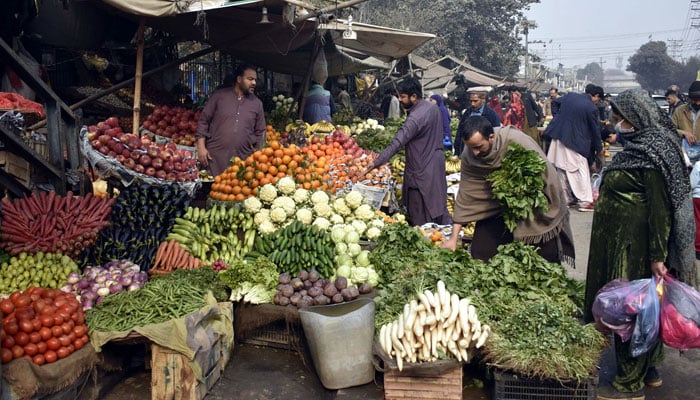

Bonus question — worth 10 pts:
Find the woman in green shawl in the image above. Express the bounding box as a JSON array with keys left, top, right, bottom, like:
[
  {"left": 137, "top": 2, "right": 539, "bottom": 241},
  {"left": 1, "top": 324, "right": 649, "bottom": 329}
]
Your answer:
[{"left": 585, "top": 89, "right": 696, "bottom": 400}]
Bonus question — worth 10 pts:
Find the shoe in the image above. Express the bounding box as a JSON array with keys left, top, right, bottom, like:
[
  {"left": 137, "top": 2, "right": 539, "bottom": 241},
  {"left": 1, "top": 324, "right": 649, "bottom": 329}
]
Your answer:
[
  {"left": 596, "top": 384, "right": 645, "bottom": 400},
  {"left": 567, "top": 201, "right": 578, "bottom": 208},
  {"left": 578, "top": 203, "right": 595, "bottom": 212},
  {"left": 644, "top": 367, "right": 662, "bottom": 388}
]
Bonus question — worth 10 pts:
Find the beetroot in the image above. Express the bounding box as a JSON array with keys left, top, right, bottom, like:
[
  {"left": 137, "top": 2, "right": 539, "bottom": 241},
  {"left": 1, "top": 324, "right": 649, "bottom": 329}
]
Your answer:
[
  {"left": 323, "top": 283, "right": 338, "bottom": 298},
  {"left": 334, "top": 277, "right": 348, "bottom": 290}
]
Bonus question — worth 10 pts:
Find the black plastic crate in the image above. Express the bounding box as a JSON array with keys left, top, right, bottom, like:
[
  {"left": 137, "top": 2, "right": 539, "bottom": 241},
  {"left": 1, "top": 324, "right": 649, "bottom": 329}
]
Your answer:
[{"left": 494, "top": 370, "right": 597, "bottom": 400}]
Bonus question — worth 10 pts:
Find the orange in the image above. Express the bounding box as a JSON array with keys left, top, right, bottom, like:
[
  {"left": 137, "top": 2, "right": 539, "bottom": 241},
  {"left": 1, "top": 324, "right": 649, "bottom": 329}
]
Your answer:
[
  {"left": 268, "top": 165, "right": 278, "bottom": 176},
  {"left": 235, "top": 193, "right": 245, "bottom": 202},
  {"left": 263, "top": 147, "right": 274, "bottom": 157},
  {"left": 241, "top": 186, "right": 252, "bottom": 196}
]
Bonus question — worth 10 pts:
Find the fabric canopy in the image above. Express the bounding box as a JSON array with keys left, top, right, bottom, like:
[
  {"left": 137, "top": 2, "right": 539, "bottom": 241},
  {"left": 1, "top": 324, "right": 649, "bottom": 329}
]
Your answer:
[{"left": 93, "top": 0, "right": 435, "bottom": 76}]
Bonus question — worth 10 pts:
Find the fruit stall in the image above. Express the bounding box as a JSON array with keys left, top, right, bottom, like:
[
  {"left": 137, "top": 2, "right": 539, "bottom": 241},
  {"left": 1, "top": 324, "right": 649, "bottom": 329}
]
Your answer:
[{"left": 0, "top": 94, "right": 613, "bottom": 400}]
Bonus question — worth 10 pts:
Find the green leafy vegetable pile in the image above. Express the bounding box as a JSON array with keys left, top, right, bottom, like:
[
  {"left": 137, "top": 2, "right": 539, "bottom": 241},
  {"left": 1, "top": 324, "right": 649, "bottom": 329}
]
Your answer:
[
  {"left": 218, "top": 256, "right": 279, "bottom": 304},
  {"left": 487, "top": 143, "right": 549, "bottom": 232}
]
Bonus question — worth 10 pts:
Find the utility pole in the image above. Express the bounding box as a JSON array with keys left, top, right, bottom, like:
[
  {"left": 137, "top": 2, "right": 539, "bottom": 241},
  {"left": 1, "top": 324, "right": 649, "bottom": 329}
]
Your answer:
[
  {"left": 521, "top": 19, "right": 537, "bottom": 81},
  {"left": 667, "top": 39, "right": 682, "bottom": 61}
]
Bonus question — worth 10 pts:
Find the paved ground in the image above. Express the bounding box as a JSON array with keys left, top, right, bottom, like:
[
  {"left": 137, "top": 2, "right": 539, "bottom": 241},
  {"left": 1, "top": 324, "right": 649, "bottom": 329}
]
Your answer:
[{"left": 97, "top": 209, "right": 699, "bottom": 400}]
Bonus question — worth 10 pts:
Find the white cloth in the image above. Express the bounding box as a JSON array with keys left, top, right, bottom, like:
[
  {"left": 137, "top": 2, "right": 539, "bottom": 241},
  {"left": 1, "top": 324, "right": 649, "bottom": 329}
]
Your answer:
[{"left": 547, "top": 139, "right": 593, "bottom": 204}]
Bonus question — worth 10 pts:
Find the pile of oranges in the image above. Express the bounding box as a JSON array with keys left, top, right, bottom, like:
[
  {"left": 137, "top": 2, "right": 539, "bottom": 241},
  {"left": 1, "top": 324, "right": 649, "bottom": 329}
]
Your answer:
[{"left": 209, "top": 126, "right": 337, "bottom": 202}]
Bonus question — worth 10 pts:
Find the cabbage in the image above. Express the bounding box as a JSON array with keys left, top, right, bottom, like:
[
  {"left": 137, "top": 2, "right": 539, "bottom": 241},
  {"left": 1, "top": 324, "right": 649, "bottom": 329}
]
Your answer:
[
  {"left": 347, "top": 243, "right": 362, "bottom": 257},
  {"left": 367, "top": 269, "right": 379, "bottom": 287},
  {"left": 351, "top": 267, "right": 369, "bottom": 283},
  {"left": 356, "top": 250, "right": 370, "bottom": 266},
  {"left": 336, "top": 264, "right": 352, "bottom": 279},
  {"left": 335, "top": 254, "right": 354, "bottom": 267},
  {"left": 331, "top": 225, "right": 347, "bottom": 243},
  {"left": 335, "top": 242, "right": 348, "bottom": 255},
  {"left": 344, "top": 230, "right": 360, "bottom": 244}
]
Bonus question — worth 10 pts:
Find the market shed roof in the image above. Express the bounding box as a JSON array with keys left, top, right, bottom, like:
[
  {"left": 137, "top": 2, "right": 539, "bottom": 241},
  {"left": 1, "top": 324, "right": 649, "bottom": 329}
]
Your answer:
[
  {"left": 94, "top": 0, "right": 435, "bottom": 75},
  {"left": 408, "top": 54, "right": 504, "bottom": 94}
]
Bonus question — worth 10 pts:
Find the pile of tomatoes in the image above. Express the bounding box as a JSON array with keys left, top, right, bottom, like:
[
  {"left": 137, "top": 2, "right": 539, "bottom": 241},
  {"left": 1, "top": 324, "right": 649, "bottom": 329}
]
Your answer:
[{"left": 1, "top": 287, "right": 89, "bottom": 365}]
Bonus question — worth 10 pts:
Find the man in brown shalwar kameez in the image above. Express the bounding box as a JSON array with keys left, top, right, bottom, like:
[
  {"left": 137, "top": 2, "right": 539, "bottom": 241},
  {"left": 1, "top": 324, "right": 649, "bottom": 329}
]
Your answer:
[
  {"left": 441, "top": 116, "right": 575, "bottom": 264},
  {"left": 364, "top": 78, "right": 451, "bottom": 226},
  {"left": 196, "top": 63, "right": 266, "bottom": 177}
]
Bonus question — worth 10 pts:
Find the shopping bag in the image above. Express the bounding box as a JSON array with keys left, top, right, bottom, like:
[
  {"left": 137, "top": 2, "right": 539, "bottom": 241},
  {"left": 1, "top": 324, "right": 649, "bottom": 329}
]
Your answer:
[
  {"left": 592, "top": 278, "right": 644, "bottom": 342},
  {"left": 660, "top": 274, "right": 700, "bottom": 350},
  {"left": 591, "top": 173, "right": 602, "bottom": 204},
  {"left": 629, "top": 277, "right": 661, "bottom": 357}
]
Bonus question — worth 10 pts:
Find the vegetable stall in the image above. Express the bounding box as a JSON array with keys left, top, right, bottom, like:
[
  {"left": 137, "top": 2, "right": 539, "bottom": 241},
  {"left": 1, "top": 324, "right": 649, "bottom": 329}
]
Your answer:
[{"left": 0, "top": 107, "right": 606, "bottom": 399}]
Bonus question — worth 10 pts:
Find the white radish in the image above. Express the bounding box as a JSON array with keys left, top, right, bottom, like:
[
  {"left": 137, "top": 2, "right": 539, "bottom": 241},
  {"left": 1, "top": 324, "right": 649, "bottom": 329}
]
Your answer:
[
  {"left": 459, "top": 298, "right": 471, "bottom": 334},
  {"left": 425, "top": 289, "right": 441, "bottom": 320},
  {"left": 397, "top": 313, "right": 404, "bottom": 339},
  {"left": 444, "top": 293, "right": 461, "bottom": 328},
  {"left": 476, "top": 325, "right": 491, "bottom": 348},
  {"left": 447, "top": 340, "right": 461, "bottom": 362},
  {"left": 452, "top": 318, "right": 462, "bottom": 341},
  {"left": 379, "top": 324, "right": 388, "bottom": 353},
  {"left": 418, "top": 292, "right": 432, "bottom": 314}
]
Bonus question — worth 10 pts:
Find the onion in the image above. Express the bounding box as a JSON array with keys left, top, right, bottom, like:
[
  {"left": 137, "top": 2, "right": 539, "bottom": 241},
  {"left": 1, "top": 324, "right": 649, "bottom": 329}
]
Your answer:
[
  {"left": 66, "top": 272, "right": 81, "bottom": 284},
  {"left": 82, "top": 299, "right": 94, "bottom": 310}
]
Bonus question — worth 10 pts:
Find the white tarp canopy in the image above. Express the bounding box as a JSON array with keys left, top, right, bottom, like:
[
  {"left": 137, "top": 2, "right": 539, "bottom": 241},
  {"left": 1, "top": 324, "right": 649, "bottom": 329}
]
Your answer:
[{"left": 92, "top": 0, "right": 435, "bottom": 76}]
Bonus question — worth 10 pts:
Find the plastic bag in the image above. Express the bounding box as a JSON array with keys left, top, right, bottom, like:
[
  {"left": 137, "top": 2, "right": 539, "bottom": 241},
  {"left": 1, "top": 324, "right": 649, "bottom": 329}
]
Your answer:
[
  {"left": 591, "top": 173, "right": 602, "bottom": 203},
  {"left": 660, "top": 274, "right": 700, "bottom": 350},
  {"left": 629, "top": 277, "right": 661, "bottom": 357},
  {"left": 592, "top": 278, "right": 640, "bottom": 342}
]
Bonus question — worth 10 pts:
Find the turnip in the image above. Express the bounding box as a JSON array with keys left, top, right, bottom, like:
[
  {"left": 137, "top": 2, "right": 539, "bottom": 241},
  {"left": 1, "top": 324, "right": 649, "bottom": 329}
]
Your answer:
[
  {"left": 308, "top": 287, "right": 323, "bottom": 298},
  {"left": 303, "top": 280, "right": 313, "bottom": 290},
  {"left": 358, "top": 282, "right": 372, "bottom": 294},
  {"left": 340, "top": 288, "right": 353, "bottom": 301},
  {"left": 308, "top": 269, "right": 320, "bottom": 282},
  {"left": 297, "top": 269, "right": 309, "bottom": 281},
  {"left": 298, "top": 295, "right": 314, "bottom": 308},
  {"left": 279, "top": 273, "right": 291, "bottom": 284},
  {"left": 315, "top": 294, "right": 330, "bottom": 305},
  {"left": 323, "top": 283, "right": 338, "bottom": 298},
  {"left": 332, "top": 293, "right": 344, "bottom": 303},
  {"left": 348, "top": 286, "right": 360, "bottom": 299},
  {"left": 299, "top": 289, "right": 308, "bottom": 297},
  {"left": 290, "top": 292, "right": 302, "bottom": 305},
  {"left": 278, "top": 296, "right": 291, "bottom": 306},
  {"left": 291, "top": 278, "right": 304, "bottom": 290},
  {"left": 279, "top": 284, "right": 294, "bottom": 298},
  {"left": 334, "top": 277, "right": 348, "bottom": 290}
]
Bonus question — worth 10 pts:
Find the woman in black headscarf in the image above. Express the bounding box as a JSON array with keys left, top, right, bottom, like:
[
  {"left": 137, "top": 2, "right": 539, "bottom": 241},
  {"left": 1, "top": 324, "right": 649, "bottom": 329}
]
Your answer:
[{"left": 584, "top": 89, "right": 695, "bottom": 400}]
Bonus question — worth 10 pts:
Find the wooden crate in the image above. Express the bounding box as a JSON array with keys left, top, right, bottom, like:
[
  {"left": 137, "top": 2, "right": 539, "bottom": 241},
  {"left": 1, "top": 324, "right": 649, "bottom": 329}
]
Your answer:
[
  {"left": 0, "top": 151, "right": 30, "bottom": 185},
  {"left": 383, "top": 364, "right": 463, "bottom": 400},
  {"left": 150, "top": 340, "right": 222, "bottom": 400}
]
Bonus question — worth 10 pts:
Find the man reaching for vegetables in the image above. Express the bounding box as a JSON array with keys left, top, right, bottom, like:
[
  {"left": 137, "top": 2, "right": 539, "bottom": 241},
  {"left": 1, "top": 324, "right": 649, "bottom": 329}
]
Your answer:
[{"left": 441, "top": 115, "right": 575, "bottom": 264}]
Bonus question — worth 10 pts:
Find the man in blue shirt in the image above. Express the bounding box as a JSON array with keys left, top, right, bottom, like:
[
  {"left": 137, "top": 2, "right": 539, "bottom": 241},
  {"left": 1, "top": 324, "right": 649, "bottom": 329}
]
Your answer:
[{"left": 454, "top": 90, "right": 501, "bottom": 156}]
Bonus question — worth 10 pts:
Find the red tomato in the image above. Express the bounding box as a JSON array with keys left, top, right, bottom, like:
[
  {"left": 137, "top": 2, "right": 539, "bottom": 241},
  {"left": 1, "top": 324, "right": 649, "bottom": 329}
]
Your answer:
[
  {"left": 39, "top": 327, "right": 52, "bottom": 341},
  {"left": 23, "top": 343, "right": 38, "bottom": 356},
  {"left": 15, "top": 307, "right": 35, "bottom": 321},
  {"left": 0, "top": 299, "right": 15, "bottom": 315},
  {"left": 58, "top": 335, "right": 71, "bottom": 347},
  {"left": 2, "top": 336, "right": 15, "bottom": 349},
  {"left": 46, "top": 337, "right": 60, "bottom": 351},
  {"left": 67, "top": 332, "right": 76, "bottom": 343},
  {"left": 32, "top": 354, "right": 45, "bottom": 366},
  {"left": 51, "top": 325, "right": 63, "bottom": 338},
  {"left": 31, "top": 318, "right": 41, "bottom": 331},
  {"left": 9, "top": 292, "right": 21, "bottom": 303},
  {"left": 11, "top": 345, "right": 23, "bottom": 359},
  {"left": 66, "top": 344, "right": 74, "bottom": 354},
  {"left": 56, "top": 347, "right": 69, "bottom": 359},
  {"left": 19, "top": 319, "right": 34, "bottom": 334},
  {"left": 12, "top": 295, "right": 31, "bottom": 308},
  {"left": 61, "top": 322, "right": 72, "bottom": 335},
  {"left": 81, "top": 335, "right": 89, "bottom": 345},
  {"left": 53, "top": 298, "right": 67, "bottom": 309},
  {"left": 29, "top": 331, "right": 41, "bottom": 344},
  {"left": 40, "top": 305, "right": 56, "bottom": 316},
  {"left": 4, "top": 321, "right": 19, "bottom": 336},
  {"left": 73, "top": 339, "right": 84, "bottom": 351},
  {"left": 32, "top": 299, "right": 46, "bottom": 314},
  {"left": 44, "top": 350, "right": 57, "bottom": 363},
  {"left": 14, "top": 332, "right": 29, "bottom": 346},
  {"left": 1, "top": 347, "right": 12, "bottom": 363},
  {"left": 44, "top": 289, "right": 59, "bottom": 300},
  {"left": 73, "top": 325, "right": 87, "bottom": 338},
  {"left": 53, "top": 314, "right": 64, "bottom": 326},
  {"left": 40, "top": 315, "right": 54, "bottom": 327},
  {"left": 36, "top": 341, "right": 47, "bottom": 354}
]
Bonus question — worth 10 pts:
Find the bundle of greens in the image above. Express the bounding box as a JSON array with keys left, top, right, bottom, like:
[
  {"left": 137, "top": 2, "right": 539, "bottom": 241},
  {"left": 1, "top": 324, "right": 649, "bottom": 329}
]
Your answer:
[
  {"left": 217, "top": 256, "right": 278, "bottom": 304},
  {"left": 487, "top": 143, "right": 548, "bottom": 232}
]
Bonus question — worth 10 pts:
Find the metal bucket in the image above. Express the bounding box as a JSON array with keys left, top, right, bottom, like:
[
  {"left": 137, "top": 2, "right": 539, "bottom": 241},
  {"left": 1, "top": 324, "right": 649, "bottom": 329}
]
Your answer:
[{"left": 299, "top": 298, "right": 375, "bottom": 389}]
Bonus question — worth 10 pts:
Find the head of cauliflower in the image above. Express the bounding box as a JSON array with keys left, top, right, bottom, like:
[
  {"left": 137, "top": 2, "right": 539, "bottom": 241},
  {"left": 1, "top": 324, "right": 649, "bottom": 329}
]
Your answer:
[
  {"left": 276, "top": 176, "right": 296, "bottom": 195},
  {"left": 259, "top": 184, "right": 278, "bottom": 203}
]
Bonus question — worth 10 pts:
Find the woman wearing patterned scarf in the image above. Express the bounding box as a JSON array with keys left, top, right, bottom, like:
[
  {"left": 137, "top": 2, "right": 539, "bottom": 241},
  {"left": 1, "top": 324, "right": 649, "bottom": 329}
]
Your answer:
[{"left": 584, "top": 89, "right": 695, "bottom": 400}]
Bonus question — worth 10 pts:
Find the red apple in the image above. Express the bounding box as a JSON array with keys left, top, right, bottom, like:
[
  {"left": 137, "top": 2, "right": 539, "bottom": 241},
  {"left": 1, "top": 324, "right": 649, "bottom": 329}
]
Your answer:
[
  {"left": 116, "top": 155, "right": 126, "bottom": 163},
  {"left": 139, "top": 154, "right": 152, "bottom": 166},
  {"left": 145, "top": 167, "right": 156, "bottom": 177},
  {"left": 134, "top": 164, "right": 145, "bottom": 174},
  {"left": 99, "top": 147, "right": 109, "bottom": 155},
  {"left": 123, "top": 158, "right": 136, "bottom": 169},
  {"left": 165, "top": 172, "right": 176, "bottom": 181},
  {"left": 147, "top": 146, "right": 160, "bottom": 158},
  {"left": 122, "top": 149, "right": 131, "bottom": 159},
  {"left": 113, "top": 143, "right": 125, "bottom": 154},
  {"left": 130, "top": 151, "right": 142, "bottom": 161},
  {"left": 155, "top": 170, "right": 167, "bottom": 180},
  {"left": 98, "top": 135, "right": 111, "bottom": 145},
  {"left": 162, "top": 161, "right": 174, "bottom": 173},
  {"left": 106, "top": 117, "right": 119, "bottom": 127},
  {"left": 151, "top": 157, "right": 164, "bottom": 170},
  {"left": 107, "top": 150, "right": 117, "bottom": 158},
  {"left": 91, "top": 140, "right": 102, "bottom": 149},
  {"left": 173, "top": 162, "right": 184, "bottom": 172}
]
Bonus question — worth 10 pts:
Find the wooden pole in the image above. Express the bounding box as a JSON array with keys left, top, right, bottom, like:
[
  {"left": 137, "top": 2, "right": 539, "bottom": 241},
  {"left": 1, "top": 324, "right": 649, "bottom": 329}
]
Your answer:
[{"left": 133, "top": 18, "right": 146, "bottom": 135}]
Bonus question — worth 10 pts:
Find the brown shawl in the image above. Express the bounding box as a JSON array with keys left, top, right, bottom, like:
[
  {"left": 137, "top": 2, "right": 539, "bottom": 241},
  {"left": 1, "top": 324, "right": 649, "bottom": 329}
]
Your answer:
[{"left": 454, "top": 126, "right": 575, "bottom": 261}]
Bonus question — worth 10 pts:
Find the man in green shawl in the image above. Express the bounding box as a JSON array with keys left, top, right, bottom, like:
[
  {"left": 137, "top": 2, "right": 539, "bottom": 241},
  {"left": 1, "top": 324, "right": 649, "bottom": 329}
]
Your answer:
[{"left": 441, "top": 116, "right": 575, "bottom": 264}]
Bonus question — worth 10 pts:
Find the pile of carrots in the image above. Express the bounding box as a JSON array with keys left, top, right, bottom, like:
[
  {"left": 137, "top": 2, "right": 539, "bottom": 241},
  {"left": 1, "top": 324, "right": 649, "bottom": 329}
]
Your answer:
[{"left": 149, "top": 240, "right": 204, "bottom": 274}]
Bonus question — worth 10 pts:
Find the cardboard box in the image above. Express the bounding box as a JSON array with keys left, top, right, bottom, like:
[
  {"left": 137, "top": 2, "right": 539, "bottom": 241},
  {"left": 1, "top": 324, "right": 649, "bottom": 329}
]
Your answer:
[{"left": 383, "top": 363, "right": 463, "bottom": 400}]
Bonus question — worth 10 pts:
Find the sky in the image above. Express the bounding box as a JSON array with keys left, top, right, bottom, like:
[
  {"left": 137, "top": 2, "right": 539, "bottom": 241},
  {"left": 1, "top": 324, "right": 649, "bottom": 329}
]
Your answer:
[{"left": 524, "top": 0, "right": 698, "bottom": 71}]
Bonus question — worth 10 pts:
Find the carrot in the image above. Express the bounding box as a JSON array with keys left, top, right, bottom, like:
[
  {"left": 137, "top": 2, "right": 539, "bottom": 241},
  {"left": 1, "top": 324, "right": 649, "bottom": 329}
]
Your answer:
[
  {"left": 164, "top": 240, "right": 179, "bottom": 271},
  {"left": 153, "top": 241, "right": 168, "bottom": 270},
  {"left": 45, "top": 191, "right": 56, "bottom": 214}
]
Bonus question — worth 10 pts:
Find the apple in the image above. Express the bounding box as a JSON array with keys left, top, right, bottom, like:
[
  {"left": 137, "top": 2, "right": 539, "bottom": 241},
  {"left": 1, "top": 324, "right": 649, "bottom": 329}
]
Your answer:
[
  {"left": 134, "top": 164, "right": 145, "bottom": 174},
  {"left": 165, "top": 172, "right": 177, "bottom": 181},
  {"left": 116, "top": 155, "right": 126, "bottom": 163},
  {"left": 151, "top": 157, "right": 164, "bottom": 169},
  {"left": 106, "top": 117, "right": 119, "bottom": 127},
  {"left": 147, "top": 146, "right": 160, "bottom": 158},
  {"left": 130, "top": 151, "right": 142, "bottom": 161},
  {"left": 173, "top": 162, "right": 184, "bottom": 172},
  {"left": 88, "top": 125, "right": 98, "bottom": 132},
  {"left": 162, "top": 161, "right": 174, "bottom": 173},
  {"left": 139, "top": 154, "right": 152, "bottom": 167},
  {"left": 145, "top": 167, "right": 156, "bottom": 177},
  {"left": 96, "top": 121, "right": 107, "bottom": 130},
  {"left": 98, "top": 135, "right": 111, "bottom": 145},
  {"left": 114, "top": 143, "right": 125, "bottom": 154},
  {"left": 123, "top": 158, "right": 136, "bottom": 169},
  {"left": 155, "top": 170, "right": 167, "bottom": 180},
  {"left": 107, "top": 150, "right": 117, "bottom": 158},
  {"left": 99, "top": 147, "right": 109, "bottom": 155},
  {"left": 121, "top": 149, "right": 131, "bottom": 159},
  {"left": 159, "top": 150, "right": 172, "bottom": 161},
  {"left": 91, "top": 140, "right": 102, "bottom": 149}
]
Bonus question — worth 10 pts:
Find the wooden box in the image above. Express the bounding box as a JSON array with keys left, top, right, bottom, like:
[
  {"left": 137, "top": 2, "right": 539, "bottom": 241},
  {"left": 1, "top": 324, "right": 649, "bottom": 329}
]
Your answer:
[
  {"left": 150, "top": 340, "right": 222, "bottom": 400},
  {"left": 0, "top": 151, "right": 30, "bottom": 185},
  {"left": 383, "top": 364, "right": 463, "bottom": 400}
]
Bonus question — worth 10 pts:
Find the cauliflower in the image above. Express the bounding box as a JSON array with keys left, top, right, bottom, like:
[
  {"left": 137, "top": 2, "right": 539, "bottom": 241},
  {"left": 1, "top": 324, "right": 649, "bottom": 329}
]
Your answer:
[
  {"left": 292, "top": 188, "right": 310, "bottom": 205},
  {"left": 276, "top": 176, "right": 296, "bottom": 195},
  {"left": 243, "top": 197, "right": 263, "bottom": 213},
  {"left": 395, "top": 213, "right": 407, "bottom": 223},
  {"left": 344, "top": 191, "right": 364, "bottom": 209},
  {"left": 253, "top": 209, "right": 271, "bottom": 226},
  {"left": 332, "top": 198, "right": 352, "bottom": 216},
  {"left": 270, "top": 207, "right": 287, "bottom": 223},
  {"left": 272, "top": 196, "right": 296, "bottom": 216},
  {"left": 313, "top": 202, "right": 333, "bottom": 218},
  {"left": 312, "top": 217, "right": 331, "bottom": 231},
  {"left": 330, "top": 214, "right": 345, "bottom": 225},
  {"left": 259, "top": 184, "right": 278, "bottom": 203},
  {"left": 258, "top": 220, "right": 277, "bottom": 235},
  {"left": 369, "top": 219, "right": 385, "bottom": 229},
  {"left": 351, "top": 220, "right": 367, "bottom": 236},
  {"left": 295, "top": 208, "right": 313, "bottom": 224},
  {"left": 310, "top": 190, "right": 330, "bottom": 205},
  {"left": 354, "top": 204, "right": 375, "bottom": 221},
  {"left": 365, "top": 226, "right": 381, "bottom": 240}
]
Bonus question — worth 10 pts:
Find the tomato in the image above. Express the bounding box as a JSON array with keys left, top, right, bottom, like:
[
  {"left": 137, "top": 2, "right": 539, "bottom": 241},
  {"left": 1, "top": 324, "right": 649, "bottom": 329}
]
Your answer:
[
  {"left": 72, "top": 325, "right": 86, "bottom": 338},
  {"left": 12, "top": 294, "right": 31, "bottom": 308},
  {"left": 73, "top": 338, "right": 84, "bottom": 350},
  {"left": 9, "top": 292, "right": 21, "bottom": 303},
  {"left": 39, "top": 327, "right": 53, "bottom": 341},
  {"left": 58, "top": 335, "right": 71, "bottom": 347},
  {"left": 40, "top": 305, "right": 56, "bottom": 316},
  {"left": 1, "top": 348, "right": 12, "bottom": 363},
  {"left": 44, "top": 289, "right": 59, "bottom": 299},
  {"left": 51, "top": 325, "right": 63, "bottom": 338},
  {"left": 53, "top": 314, "right": 64, "bottom": 326},
  {"left": 0, "top": 299, "right": 15, "bottom": 315},
  {"left": 19, "top": 319, "right": 34, "bottom": 334},
  {"left": 4, "top": 321, "right": 19, "bottom": 336},
  {"left": 66, "top": 344, "right": 74, "bottom": 354},
  {"left": 46, "top": 337, "right": 60, "bottom": 351},
  {"left": 56, "top": 346, "right": 69, "bottom": 359},
  {"left": 23, "top": 343, "right": 38, "bottom": 356},
  {"left": 81, "top": 335, "right": 89, "bottom": 345},
  {"left": 44, "top": 350, "right": 57, "bottom": 363},
  {"left": 31, "top": 318, "right": 42, "bottom": 331},
  {"left": 67, "top": 332, "right": 76, "bottom": 343},
  {"left": 14, "top": 332, "right": 29, "bottom": 346},
  {"left": 75, "top": 312, "right": 85, "bottom": 325},
  {"left": 61, "top": 322, "right": 72, "bottom": 335},
  {"left": 11, "top": 345, "right": 24, "bottom": 359},
  {"left": 53, "top": 298, "right": 67, "bottom": 309},
  {"left": 36, "top": 341, "right": 47, "bottom": 354},
  {"left": 29, "top": 331, "right": 41, "bottom": 344},
  {"left": 2, "top": 336, "right": 15, "bottom": 349},
  {"left": 40, "top": 314, "right": 54, "bottom": 327},
  {"left": 1, "top": 330, "right": 5, "bottom": 340},
  {"left": 15, "top": 306, "right": 35, "bottom": 321},
  {"left": 32, "top": 354, "right": 45, "bottom": 366}
]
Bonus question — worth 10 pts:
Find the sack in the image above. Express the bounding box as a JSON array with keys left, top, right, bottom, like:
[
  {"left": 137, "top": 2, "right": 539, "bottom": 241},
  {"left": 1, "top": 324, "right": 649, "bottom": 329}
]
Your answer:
[{"left": 660, "top": 274, "right": 700, "bottom": 350}]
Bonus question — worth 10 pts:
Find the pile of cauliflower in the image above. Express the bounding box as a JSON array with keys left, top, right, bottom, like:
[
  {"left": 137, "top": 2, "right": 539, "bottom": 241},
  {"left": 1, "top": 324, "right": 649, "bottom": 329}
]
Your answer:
[
  {"left": 350, "top": 118, "right": 385, "bottom": 135},
  {"left": 242, "top": 176, "right": 387, "bottom": 286}
]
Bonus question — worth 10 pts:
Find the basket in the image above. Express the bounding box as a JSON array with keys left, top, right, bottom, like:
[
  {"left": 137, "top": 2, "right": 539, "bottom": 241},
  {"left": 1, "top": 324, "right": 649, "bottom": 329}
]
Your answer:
[
  {"left": 493, "top": 370, "right": 598, "bottom": 400},
  {"left": 352, "top": 183, "right": 388, "bottom": 209}
]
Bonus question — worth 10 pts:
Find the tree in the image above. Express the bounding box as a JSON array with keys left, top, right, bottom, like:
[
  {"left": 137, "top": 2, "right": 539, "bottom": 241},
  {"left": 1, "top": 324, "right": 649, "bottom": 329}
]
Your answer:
[
  {"left": 671, "top": 56, "right": 700, "bottom": 93},
  {"left": 627, "top": 41, "right": 679, "bottom": 92},
  {"left": 576, "top": 62, "right": 604, "bottom": 85},
  {"left": 355, "top": 0, "right": 539, "bottom": 78}
]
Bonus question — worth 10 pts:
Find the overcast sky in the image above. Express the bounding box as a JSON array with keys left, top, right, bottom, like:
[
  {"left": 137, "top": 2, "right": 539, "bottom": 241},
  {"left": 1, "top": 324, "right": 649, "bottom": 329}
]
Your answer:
[{"left": 524, "top": 0, "right": 698, "bottom": 71}]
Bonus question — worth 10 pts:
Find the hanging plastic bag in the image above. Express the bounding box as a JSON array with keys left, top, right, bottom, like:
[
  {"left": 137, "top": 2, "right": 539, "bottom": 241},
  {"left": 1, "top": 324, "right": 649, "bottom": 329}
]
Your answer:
[
  {"left": 592, "top": 278, "right": 642, "bottom": 342},
  {"left": 660, "top": 274, "right": 700, "bottom": 350},
  {"left": 591, "top": 173, "right": 602, "bottom": 204},
  {"left": 629, "top": 277, "right": 661, "bottom": 357}
]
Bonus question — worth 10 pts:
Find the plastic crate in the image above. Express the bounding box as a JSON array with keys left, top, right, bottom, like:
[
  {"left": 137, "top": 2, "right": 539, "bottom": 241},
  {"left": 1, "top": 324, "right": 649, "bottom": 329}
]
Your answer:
[
  {"left": 352, "top": 183, "right": 388, "bottom": 209},
  {"left": 237, "top": 319, "right": 303, "bottom": 350},
  {"left": 494, "top": 370, "right": 598, "bottom": 400}
]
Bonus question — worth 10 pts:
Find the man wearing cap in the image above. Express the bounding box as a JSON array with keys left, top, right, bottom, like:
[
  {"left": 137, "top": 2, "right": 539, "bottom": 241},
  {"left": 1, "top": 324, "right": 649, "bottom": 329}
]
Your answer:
[
  {"left": 671, "top": 81, "right": 700, "bottom": 145},
  {"left": 454, "top": 89, "right": 502, "bottom": 156}
]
